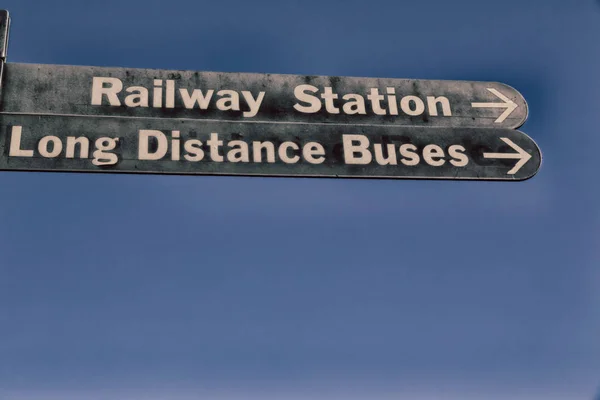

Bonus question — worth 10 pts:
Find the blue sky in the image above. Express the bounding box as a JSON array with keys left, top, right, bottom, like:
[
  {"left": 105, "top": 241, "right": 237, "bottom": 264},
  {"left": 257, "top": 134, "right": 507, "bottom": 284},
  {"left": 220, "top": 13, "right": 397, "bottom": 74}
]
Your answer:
[{"left": 0, "top": 1, "right": 598, "bottom": 399}]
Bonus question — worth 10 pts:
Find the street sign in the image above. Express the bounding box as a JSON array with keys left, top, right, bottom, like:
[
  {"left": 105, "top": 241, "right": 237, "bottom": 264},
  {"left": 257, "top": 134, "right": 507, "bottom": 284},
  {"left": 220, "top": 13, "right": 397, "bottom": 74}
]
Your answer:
[
  {"left": 0, "top": 114, "right": 541, "bottom": 181},
  {"left": 0, "top": 9, "right": 541, "bottom": 182},
  {"left": 1, "top": 62, "right": 528, "bottom": 129}
]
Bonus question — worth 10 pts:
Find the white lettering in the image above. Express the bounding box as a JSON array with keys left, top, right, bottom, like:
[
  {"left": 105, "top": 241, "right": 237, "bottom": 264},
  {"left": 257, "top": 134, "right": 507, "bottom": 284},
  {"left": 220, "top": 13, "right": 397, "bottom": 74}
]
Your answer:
[
  {"left": 153, "top": 80, "right": 163, "bottom": 108},
  {"left": 449, "top": 145, "right": 469, "bottom": 167},
  {"left": 253, "top": 141, "right": 276, "bottom": 163},
  {"left": 207, "top": 133, "right": 224, "bottom": 162},
  {"left": 179, "top": 88, "right": 214, "bottom": 109},
  {"left": 38, "top": 136, "right": 62, "bottom": 158},
  {"left": 367, "top": 89, "right": 386, "bottom": 116},
  {"left": 374, "top": 143, "right": 397, "bottom": 165},
  {"left": 400, "top": 144, "right": 420, "bottom": 166},
  {"left": 293, "top": 84, "right": 321, "bottom": 113},
  {"left": 171, "top": 130, "right": 180, "bottom": 161},
  {"left": 227, "top": 140, "right": 250, "bottom": 163},
  {"left": 9, "top": 126, "right": 34, "bottom": 157},
  {"left": 342, "top": 94, "right": 367, "bottom": 115},
  {"left": 279, "top": 142, "right": 300, "bottom": 164},
  {"left": 400, "top": 95, "right": 425, "bottom": 116},
  {"left": 423, "top": 144, "right": 445, "bottom": 166},
  {"left": 184, "top": 139, "right": 204, "bottom": 162},
  {"left": 303, "top": 142, "right": 326, "bottom": 164},
  {"left": 166, "top": 80, "right": 176, "bottom": 108},
  {"left": 321, "top": 87, "right": 339, "bottom": 114},
  {"left": 343, "top": 134, "right": 372, "bottom": 165},
  {"left": 92, "top": 137, "right": 119, "bottom": 166},
  {"left": 138, "top": 130, "right": 168, "bottom": 160},
  {"left": 91, "top": 77, "right": 123, "bottom": 106},
  {"left": 427, "top": 96, "right": 452, "bottom": 116},
  {"left": 216, "top": 90, "right": 240, "bottom": 112},
  {"left": 241, "top": 91, "right": 265, "bottom": 118},
  {"left": 124, "top": 86, "right": 149, "bottom": 107},
  {"left": 65, "top": 137, "right": 90, "bottom": 159}
]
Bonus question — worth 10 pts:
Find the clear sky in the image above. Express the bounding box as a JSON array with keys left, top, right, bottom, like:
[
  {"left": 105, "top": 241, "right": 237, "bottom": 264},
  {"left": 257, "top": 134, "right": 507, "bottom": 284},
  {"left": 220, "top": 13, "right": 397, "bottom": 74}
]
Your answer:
[{"left": 0, "top": 1, "right": 598, "bottom": 399}]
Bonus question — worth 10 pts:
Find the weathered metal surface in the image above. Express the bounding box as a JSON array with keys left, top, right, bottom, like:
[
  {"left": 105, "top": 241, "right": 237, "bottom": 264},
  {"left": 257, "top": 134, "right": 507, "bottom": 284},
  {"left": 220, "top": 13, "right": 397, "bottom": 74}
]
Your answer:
[
  {"left": 0, "top": 114, "right": 541, "bottom": 181},
  {"left": 0, "top": 11, "right": 9, "bottom": 60},
  {"left": 1, "top": 62, "right": 528, "bottom": 129}
]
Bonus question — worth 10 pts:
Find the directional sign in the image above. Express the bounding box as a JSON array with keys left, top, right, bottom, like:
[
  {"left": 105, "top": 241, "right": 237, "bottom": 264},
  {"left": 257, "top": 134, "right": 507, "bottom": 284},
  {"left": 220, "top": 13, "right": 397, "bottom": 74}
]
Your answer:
[
  {"left": 0, "top": 114, "right": 541, "bottom": 181},
  {"left": 0, "top": 10, "right": 540, "bottom": 182},
  {"left": 0, "top": 63, "right": 528, "bottom": 129}
]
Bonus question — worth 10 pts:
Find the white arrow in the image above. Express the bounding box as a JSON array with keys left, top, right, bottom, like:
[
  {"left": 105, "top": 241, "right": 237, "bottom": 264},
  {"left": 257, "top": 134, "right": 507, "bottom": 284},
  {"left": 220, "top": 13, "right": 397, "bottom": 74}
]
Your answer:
[
  {"left": 471, "top": 88, "right": 518, "bottom": 123},
  {"left": 483, "top": 137, "right": 532, "bottom": 175}
]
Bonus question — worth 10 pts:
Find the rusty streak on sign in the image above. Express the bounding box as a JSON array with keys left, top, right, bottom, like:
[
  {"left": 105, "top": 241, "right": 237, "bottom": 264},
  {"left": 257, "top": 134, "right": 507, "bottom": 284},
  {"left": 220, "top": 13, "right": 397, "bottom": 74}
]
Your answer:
[
  {"left": 0, "top": 62, "right": 528, "bottom": 129},
  {"left": 0, "top": 114, "right": 541, "bottom": 181}
]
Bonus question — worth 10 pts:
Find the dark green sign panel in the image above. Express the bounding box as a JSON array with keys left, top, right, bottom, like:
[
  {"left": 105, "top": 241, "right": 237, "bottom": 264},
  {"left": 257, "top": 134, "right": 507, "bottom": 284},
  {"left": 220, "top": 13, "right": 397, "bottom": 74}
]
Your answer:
[
  {"left": 0, "top": 114, "right": 541, "bottom": 181},
  {"left": 1, "top": 62, "right": 528, "bottom": 129}
]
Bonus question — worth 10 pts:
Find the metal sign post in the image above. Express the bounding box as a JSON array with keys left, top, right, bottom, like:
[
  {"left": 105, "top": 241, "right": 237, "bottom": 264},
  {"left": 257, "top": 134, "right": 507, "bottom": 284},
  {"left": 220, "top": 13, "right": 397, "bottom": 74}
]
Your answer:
[{"left": 0, "top": 10, "right": 10, "bottom": 91}]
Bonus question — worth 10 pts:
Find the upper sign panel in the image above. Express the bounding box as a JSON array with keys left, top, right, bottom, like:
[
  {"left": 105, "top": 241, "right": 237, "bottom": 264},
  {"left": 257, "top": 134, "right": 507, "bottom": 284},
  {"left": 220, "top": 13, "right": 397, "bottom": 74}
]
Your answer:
[{"left": 1, "top": 63, "right": 528, "bottom": 129}]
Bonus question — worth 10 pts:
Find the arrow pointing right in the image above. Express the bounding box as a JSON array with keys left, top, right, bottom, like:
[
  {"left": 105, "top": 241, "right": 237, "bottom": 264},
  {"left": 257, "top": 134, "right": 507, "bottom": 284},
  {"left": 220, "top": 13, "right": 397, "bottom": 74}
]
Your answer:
[
  {"left": 471, "top": 88, "right": 518, "bottom": 124},
  {"left": 483, "top": 137, "right": 532, "bottom": 175}
]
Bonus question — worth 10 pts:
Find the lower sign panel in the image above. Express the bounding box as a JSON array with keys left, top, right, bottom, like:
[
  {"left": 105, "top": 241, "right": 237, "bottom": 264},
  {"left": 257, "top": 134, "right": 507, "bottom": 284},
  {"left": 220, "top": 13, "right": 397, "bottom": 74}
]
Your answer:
[{"left": 0, "top": 114, "right": 541, "bottom": 181}]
